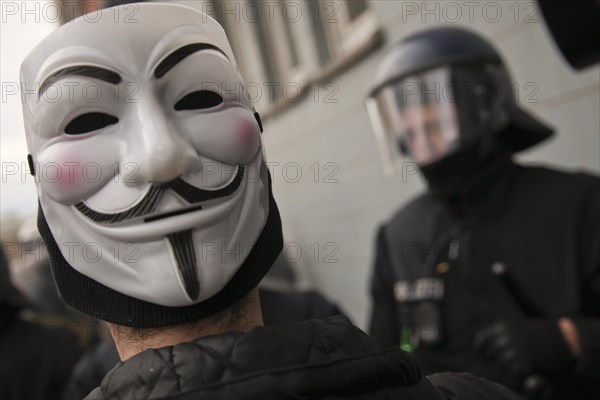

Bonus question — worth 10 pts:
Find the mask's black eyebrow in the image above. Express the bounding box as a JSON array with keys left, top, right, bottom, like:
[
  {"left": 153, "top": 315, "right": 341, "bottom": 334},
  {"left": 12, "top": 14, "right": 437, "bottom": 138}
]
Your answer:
[
  {"left": 39, "top": 66, "right": 121, "bottom": 98},
  {"left": 154, "top": 43, "right": 229, "bottom": 79}
]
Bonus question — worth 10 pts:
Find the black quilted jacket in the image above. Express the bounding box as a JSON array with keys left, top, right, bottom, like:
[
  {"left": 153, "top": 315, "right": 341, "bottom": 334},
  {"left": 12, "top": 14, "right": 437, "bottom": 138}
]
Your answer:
[{"left": 85, "top": 316, "right": 519, "bottom": 400}]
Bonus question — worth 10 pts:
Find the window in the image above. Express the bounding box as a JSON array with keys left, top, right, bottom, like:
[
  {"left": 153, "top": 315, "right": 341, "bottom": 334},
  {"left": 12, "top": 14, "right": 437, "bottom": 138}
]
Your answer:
[
  {"left": 347, "top": 0, "right": 368, "bottom": 21},
  {"left": 58, "top": 0, "right": 147, "bottom": 24},
  {"left": 249, "top": 0, "right": 302, "bottom": 102},
  {"left": 168, "top": 0, "right": 381, "bottom": 116},
  {"left": 309, "top": 0, "right": 381, "bottom": 73}
]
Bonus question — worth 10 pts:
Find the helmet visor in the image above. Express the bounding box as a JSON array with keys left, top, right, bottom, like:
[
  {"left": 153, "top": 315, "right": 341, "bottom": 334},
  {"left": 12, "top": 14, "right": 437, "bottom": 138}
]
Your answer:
[
  {"left": 367, "top": 65, "right": 508, "bottom": 171},
  {"left": 367, "top": 67, "right": 460, "bottom": 168}
]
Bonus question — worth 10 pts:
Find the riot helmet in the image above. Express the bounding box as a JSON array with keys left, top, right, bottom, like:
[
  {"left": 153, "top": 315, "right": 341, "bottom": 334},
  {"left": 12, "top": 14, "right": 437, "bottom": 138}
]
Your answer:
[{"left": 366, "top": 27, "right": 553, "bottom": 172}]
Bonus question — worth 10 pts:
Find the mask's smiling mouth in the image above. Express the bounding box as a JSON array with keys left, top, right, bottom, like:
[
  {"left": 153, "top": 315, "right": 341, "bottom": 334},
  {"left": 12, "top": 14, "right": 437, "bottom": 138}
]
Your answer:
[{"left": 75, "top": 166, "right": 245, "bottom": 225}]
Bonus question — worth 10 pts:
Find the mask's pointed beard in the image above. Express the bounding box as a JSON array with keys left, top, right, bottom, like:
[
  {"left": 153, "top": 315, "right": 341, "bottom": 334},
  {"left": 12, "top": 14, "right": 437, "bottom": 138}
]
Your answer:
[
  {"left": 75, "top": 185, "right": 166, "bottom": 223},
  {"left": 167, "top": 230, "right": 200, "bottom": 301}
]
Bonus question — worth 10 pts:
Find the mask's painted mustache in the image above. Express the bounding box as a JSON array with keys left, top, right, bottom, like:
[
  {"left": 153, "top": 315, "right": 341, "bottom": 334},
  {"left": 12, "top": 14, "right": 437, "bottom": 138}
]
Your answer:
[{"left": 75, "top": 166, "right": 245, "bottom": 224}]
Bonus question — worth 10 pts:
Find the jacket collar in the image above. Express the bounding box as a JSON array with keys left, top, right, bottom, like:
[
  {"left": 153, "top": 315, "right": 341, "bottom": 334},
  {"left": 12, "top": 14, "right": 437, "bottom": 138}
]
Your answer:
[{"left": 89, "top": 316, "right": 424, "bottom": 399}]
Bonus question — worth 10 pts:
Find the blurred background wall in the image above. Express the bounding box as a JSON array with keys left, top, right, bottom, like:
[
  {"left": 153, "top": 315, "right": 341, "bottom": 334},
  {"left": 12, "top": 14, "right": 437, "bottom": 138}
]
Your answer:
[{"left": 2, "top": 0, "right": 598, "bottom": 328}]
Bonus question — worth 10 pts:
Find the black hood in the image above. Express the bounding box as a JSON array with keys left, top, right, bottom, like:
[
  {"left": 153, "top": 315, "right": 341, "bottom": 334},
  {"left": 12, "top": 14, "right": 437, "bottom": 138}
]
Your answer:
[
  {"left": 498, "top": 106, "right": 554, "bottom": 153},
  {"left": 419, "top": 137, "right": 515, "bottom": 210}
]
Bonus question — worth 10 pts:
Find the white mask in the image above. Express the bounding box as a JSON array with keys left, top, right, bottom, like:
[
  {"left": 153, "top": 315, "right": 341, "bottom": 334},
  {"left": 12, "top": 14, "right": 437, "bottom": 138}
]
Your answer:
[{"left": 21, "top": 3, "right": 272, "bottom": 308}]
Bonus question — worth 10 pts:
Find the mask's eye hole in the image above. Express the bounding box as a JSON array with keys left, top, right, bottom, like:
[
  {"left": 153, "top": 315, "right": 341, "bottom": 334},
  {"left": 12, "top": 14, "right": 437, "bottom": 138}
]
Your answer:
[
  {"left": 65, "top": 112, "right": 119, "bottom": 135},
  {"left": 175, "top": 90, "right": 223, "bottom": 111}
]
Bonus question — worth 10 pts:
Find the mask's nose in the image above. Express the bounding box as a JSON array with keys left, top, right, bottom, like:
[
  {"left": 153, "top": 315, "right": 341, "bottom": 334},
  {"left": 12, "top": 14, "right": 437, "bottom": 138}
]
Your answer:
[{"left": 122, "top": 101, "right": 199, "bottom": 185}]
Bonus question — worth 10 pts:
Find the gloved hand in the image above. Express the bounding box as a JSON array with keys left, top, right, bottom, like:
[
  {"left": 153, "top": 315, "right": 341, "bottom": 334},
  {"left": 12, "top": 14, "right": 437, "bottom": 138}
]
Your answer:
[{"left": 474, "top": 319, "right": 576, "bottom": 398}]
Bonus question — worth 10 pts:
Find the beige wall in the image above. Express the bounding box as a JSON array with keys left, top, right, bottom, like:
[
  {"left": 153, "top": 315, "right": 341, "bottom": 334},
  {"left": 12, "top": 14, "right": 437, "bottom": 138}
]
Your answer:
[{"left": 260, "top": 1, "right": 600, "bottom": 328}]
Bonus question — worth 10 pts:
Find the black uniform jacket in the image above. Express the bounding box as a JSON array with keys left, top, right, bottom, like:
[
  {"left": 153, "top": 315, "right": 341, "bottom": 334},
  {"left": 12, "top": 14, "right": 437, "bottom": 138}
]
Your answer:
[
  {"left": 369, "top": 163, "right": 600, "bottom": 397},
  {"left": 84, "top": 316, "right": 518, "bottom": 400}
]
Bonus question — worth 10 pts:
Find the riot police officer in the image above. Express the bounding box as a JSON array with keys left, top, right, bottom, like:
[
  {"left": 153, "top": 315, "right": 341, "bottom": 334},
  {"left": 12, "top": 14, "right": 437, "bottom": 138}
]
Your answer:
[{"left": 366, "top": 27, "right": 600, "bottom": 400}]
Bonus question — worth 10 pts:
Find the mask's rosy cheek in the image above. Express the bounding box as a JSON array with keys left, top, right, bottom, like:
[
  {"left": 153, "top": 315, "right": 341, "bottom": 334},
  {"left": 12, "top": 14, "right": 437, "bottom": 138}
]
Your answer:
[
  {"left": 183, "top": 109, "right": 261, "bottom": 165},
  {"left": 227, "top": 114, "right": 261, "bottom": 165},
  {"left": 37, "top": 142, "right": 120, "bottom": 205},
  {"left": 53, "top": 160, "right": 84, "bottom": 187},
  {"left": 238, "top": 118, "right": 259, "bottom": 152}
]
